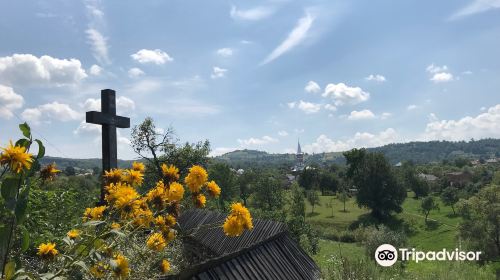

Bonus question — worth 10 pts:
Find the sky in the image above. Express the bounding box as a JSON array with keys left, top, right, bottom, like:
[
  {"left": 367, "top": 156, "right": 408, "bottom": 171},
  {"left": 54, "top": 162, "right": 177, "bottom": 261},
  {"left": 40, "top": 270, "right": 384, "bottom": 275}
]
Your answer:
[{"left": 0, "top": 0, "right": 499, "bottom": 159}]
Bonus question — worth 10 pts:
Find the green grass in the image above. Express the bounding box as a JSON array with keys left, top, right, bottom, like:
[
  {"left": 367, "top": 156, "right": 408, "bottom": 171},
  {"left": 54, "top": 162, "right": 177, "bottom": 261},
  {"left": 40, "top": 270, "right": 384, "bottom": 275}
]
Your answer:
[{"left": 312, "top": 239, "right": 365, "bottom": 269}]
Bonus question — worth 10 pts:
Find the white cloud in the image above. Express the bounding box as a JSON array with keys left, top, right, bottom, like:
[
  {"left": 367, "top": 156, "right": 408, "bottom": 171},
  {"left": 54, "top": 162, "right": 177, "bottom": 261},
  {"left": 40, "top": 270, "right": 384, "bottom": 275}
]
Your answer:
[
  {"left": 22, "top": 102, "right": 81, "bottom": 124},
  {"left": 430, "top": 72, "right": 454, "bottom": 83},
  {"left": 0, "top": 85, "right": 24, "bottom": 119},
  {"left": 407, "top": 104, "right": 418, "bottom": 111},
  {"left": 211, "top": 67, "right": 227, "bottom": 79},
  {"left": 278, "top": 130, "right": 289, "bottom": 137},
  {"left": 128, "top": 67, "right": 145, "bottom": 78},
  {"left": 216, "top": 48, "right": 233, "bottom": 57},
  {"left": 287, "top": 102, "right": 296, "bottom": 109},
  {"left": 0, "top": 54, "right": 87, "bottom": 86},
  {"left": 131, "top": 49, "right": 173, "bottom": 65},
  {"left": 450, "top": 0, "right": 500, "bottom": 20},
  {"left": 304, "top": 128, "right": 399, "bottom": 153},
  {"left": 324, "top": 104, "right": 337, "bottom": 111},
  {"left": 381, "top": 112, "right": 392, "bottom": 120},
  {"left": 238, "top": 135, "right": 278, "bottom": 146},
  {"left": 86, "top": 28, "right": 110, "bottom": 65},
  {"left": 230, "top": 6, "right": 274, "bottom": 21},
  {"left": 426, "top": 64, "right": 454, "bottom": 83},
  {"left": 297, "top": 100, "right": 321, "bottom": 114},
  {"left": 322, "top": 83, "right": 370, "bottom": 106},
  {"left": 305, "top": 80, "right": 321, "bottom": 93},
  {"left": 365, "top": 74, "right": 386, "bottom": 82},
  {"left": 83, "top": 96, "right": 135, "bottom": 114},
  {"left": 422, "top": 104, "right": 500, "bottom": 141},
  {"left": 74, "top": 121, "right": 101, "bottom": 135},
  {"left": 348, "top": 109, "right": 376, "bottom": 120},
  {"left": 89, "top": 64, "right": 102, "bottom": 76},
  {"left": 210, "top": 147, "right": 237, "bottom": 157},
  {"left": 261, "top": 12, "right": 315, "bottom": 65}
]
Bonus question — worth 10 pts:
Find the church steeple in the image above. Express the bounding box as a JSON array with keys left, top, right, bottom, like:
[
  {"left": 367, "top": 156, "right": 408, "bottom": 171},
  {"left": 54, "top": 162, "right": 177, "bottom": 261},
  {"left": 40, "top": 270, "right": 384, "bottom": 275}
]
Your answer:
[{"left": 297, "top": 139, "right": 303, "bottom": 155}]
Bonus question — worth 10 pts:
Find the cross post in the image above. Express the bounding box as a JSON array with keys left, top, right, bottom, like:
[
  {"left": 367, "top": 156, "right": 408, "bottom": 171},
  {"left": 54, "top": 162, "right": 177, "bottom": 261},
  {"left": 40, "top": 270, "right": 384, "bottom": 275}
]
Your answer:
[{"left": 86, "top": 89, "right": 130, "bottom": 205}]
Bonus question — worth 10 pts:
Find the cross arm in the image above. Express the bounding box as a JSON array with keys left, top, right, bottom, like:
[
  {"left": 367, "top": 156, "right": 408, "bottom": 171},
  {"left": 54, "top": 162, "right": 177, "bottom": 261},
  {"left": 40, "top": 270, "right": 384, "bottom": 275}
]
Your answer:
[{"left": 86, "top": 111, "right": 130, "bottom": 128}]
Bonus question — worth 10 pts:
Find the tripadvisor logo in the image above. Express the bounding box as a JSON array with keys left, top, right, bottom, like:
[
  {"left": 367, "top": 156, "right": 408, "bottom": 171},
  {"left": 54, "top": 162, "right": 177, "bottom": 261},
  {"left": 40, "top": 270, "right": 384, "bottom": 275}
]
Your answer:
[{"left": 374, "top": 244, "right": 482, "bottom": 266}]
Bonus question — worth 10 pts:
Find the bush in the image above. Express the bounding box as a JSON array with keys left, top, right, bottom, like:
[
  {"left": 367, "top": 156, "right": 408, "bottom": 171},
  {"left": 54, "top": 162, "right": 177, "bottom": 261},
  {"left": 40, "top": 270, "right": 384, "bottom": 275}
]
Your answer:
[{"left": 362, "top": 225, "right": 407, "bottom": 258}]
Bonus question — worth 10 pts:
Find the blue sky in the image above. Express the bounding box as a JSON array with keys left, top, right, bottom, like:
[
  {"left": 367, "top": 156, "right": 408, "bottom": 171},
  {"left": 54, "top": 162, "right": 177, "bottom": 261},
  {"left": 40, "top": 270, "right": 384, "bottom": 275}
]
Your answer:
[{"left": 0, "top": 0, "right": 499, "bottom": 159}]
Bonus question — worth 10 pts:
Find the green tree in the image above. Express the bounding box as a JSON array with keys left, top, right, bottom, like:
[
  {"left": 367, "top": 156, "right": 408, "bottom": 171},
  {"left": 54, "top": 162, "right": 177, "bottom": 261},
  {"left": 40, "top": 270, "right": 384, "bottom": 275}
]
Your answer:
[
  {"left": 344, "top": 149, "right": 406, "bottom": 219},
  {"left": 326, "top": 197, "right": 335, "bottom": 217},
  {"left": 237, "top": 169, "right": 257, "bottom": 206},
  {"left": 420, "top": 196, "right": 439, "bottom": 223},
  {"left": 306, "top": 190, "right": 321, "bottom": 214},
  {"left": 253, "top": 172, "right": 283, "bottom": 211},
  {"left": 319, "top": 171, "right": 339, "bottom": 195},
  {"left": 64, "top": 166, "right": 75, "bottom": 176},
  {"left": 457, "top": 185, "right": 500, "bottom": 260},
  {"left": 298, "top": 166, "right": 320, "bottom": 190},
  {"left": 401, "top": 161, "right": 429, "bottom": 199},
  {"left": 208, "top": 162, "right": 238, "bottom": 209},
  {"left": 441, "top": 186, "right": 459, "bottom": 215},
  {"left": 289, "top": 182, "right": 306, "bottom": 221},
  {"left": 338, "top": 189, "right": 349, "bottom": 212}
]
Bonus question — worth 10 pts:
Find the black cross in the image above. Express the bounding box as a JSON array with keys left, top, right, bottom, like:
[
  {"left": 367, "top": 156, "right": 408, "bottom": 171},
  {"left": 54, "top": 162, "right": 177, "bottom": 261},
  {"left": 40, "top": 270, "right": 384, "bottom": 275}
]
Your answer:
[{"left": 86, "top": 89, "right": 130, "bottom": 204}]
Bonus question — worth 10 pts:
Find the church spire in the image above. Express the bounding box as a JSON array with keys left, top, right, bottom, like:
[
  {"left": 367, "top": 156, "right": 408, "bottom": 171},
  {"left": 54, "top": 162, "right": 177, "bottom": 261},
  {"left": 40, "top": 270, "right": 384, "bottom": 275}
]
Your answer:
[{"left": 297, "top": 139, "right": 302, "bottom": 154}]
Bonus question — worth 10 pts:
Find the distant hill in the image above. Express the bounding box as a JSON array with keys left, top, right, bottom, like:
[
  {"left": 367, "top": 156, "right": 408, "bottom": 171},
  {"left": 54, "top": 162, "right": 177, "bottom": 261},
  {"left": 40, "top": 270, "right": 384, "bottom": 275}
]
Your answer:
[
  {"left": 215, "top": 139, "right": 500, "bottom": 168},
  {"left": 38, "top": 139, "right": 500, "bottom": 170},
  {"left": 40, "top": 156, "right": 135, "bottom": 171}
]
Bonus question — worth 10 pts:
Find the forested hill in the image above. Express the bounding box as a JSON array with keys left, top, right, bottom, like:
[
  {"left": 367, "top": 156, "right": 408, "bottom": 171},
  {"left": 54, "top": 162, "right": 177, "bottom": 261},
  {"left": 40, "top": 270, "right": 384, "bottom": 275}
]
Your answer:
[
  {"left": 39, "top": 156, "right": 135, "bottom": 171},
  {"left": 215, "top": 139, "right": 500, "bottom": 168}
]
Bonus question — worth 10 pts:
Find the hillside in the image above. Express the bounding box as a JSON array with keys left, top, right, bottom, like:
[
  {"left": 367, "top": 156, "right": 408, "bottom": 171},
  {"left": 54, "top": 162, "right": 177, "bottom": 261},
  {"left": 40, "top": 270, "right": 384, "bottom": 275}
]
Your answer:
[
  {"left": 215, "top": 138, "right": 500, "bottom": 168},
  {"left": 40, "top": 156, "right": 135, "bottom": 171}
]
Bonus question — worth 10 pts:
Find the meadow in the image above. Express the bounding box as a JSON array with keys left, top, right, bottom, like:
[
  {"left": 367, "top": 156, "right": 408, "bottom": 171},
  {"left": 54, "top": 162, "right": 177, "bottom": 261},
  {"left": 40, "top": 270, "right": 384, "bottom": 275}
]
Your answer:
[{"left": 305, "top": 193, "right": 498, "bottom": 279}]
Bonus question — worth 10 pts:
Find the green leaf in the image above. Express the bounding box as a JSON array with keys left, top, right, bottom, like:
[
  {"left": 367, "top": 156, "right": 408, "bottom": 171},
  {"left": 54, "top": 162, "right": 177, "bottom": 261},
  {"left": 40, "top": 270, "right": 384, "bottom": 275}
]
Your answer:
[
  {"left": 73, "top": 261, "right": 89, "bottom": 272},
  {"left": 19, "top": 123, "right": 31, "bottom": 139},
  {"left": 14, "top": 139, "right": 30, "bottom": 148},
  {"left": 4, "top": 261, "right": 15, "bottom": 280},
  {"left": 15, "top": 195, "right": 28, "bottom": 224},
  {"left": 21, "top": 227, "right": 30, "bottom": 252},
  {"left": 109, "top": 229, "right": 126, "bottom": 238},
  {"left": 0, "top": 225, "right": 10, "bottom": 265},
  {"left": 1, "top": 176, "right": 18, "bottom": 201},
  {"left": 35, "top": 139, "right": 45, "bottom": 159}
]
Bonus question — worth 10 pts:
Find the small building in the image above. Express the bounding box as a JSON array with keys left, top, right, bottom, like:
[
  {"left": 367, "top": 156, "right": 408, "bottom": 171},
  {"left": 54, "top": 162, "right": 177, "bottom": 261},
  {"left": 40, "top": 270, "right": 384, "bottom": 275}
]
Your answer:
[
  {"left": 166, "top": 209, "right": 320, "bottom": 280},
  {"left": 445, "top": 171, "right": 473, "bottom": 187},
  {"left": 418, "top": 173, "right": 438, "bottom": 182}
]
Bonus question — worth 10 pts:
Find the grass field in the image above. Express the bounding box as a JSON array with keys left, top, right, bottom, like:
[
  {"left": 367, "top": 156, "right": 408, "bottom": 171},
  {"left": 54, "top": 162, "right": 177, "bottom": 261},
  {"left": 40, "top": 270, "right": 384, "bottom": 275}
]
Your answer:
[{"left": 305, "top": 193, "right": 497, "bottom": 279}]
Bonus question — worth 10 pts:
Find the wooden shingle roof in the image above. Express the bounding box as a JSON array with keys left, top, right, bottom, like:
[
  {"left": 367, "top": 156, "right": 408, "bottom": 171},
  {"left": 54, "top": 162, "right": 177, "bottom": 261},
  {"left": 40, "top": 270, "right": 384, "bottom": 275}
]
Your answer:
[{"left": 168, "top": 209, "right": 320, "bottom": 280}]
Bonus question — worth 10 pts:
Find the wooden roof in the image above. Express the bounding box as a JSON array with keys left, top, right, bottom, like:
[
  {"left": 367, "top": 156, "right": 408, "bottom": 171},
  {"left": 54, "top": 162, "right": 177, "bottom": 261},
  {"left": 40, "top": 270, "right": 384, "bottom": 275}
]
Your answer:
[{"left": 166, "top": 209, "right": 320, "bottom": 280}]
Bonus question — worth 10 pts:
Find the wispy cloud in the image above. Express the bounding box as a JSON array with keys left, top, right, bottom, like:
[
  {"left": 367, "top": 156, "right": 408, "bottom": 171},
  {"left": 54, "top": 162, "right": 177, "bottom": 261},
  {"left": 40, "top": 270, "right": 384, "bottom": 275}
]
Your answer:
[
  {"left": 449, "top": 0, "right": 500, "bottom": 20},
  {"left": 230, "top": 6, "right": 275, "bottom": 21},
  {"left": 260, "top": 12, "right": 315, "bottom": 65}
]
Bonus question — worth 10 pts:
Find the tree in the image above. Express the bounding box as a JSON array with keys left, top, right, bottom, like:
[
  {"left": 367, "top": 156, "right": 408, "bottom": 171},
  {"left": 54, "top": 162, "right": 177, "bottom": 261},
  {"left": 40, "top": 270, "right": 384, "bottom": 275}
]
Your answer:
[
  {"left": 208, "top": 162, "right": 238, "bottom": 209},
  {"left": 298, "top": 166, "right": 320, "bottom": 190},
  {"left": 253, "top": 172, "right": 283, "bottom": 212},
  {"left": 237, "top": 169, "right": 257, "bottom": 206},
  {"left": 319, "top": 171, "right": 339, "bottom": 195},
  {"left": 420, "top": 196, "right": 439, "bottom": 223},
  {"left": 64, "top": 166, "right": 76, "bottom": 176},
  {"left": 289, "top": 182, "right": 306, "bottom": 221},
  {"left": 401, "top": 161, "right": 429, "bottom": 199},
  {"left": 457, "top": 185, "right": 500, "bottom": 260},
  {"left": 326, "top": 197, "right": 335, "bottom": 217},
  {"left": 306, "top": 190, "right": 321, "bottom": 214},
  {"left": 344, "top": 149, "right": 406, "bottom": 219},
  {"left": 338, "top": 189, "right": 349, "bottom": 212},
  {"left": 441, "top": 187, "right": 459, "bottom": 215}
]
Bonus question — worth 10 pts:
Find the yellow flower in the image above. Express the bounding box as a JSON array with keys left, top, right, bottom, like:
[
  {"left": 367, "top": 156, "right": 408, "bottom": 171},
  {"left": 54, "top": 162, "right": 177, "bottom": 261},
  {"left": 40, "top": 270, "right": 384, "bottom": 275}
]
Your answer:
[
  {"left": 124, "top": 169, "right": 144, "bottom": 186},
  {"left": 132, "top": 161, "right": 145, "bottom": 173},
  {"left": 37, "top": 242, "right": 58, "bottom": 259},
  {"left": 105, "top": 183, "right": 140, "bottom": 217},
  {"left": 104, "top": 168, "right": 123, "bottom": 184},
  {"left": 0, "top": 140, "right": 33, "bottom": 173},
  {"left": 167, "top": 182, "right": 184, "bottom": 202},
  {"left": 160, "top": 259, "right": 171, "bottom": 274},
  {"left": 90, "top": 262, "right": 108, "bottom": 278},
  {"left": 161, "top": 164, "right": 180, "bottom": 182},
  {"left": 67, "top": 229, "right": 80, "bottom": 239},
  {"left": 111, "top": 254, "right": 130, "bottom": 278},
  {"left": 111, "top": 222, "right": 121, "bottom": 230},
  {"left": 83, "top": 206, "right": 107, "bottom": 221},
  {"left": 223, "top": 216, "right": 244, "bottom": 237},
  {"left": 40, "top": 163, "right": 60, "bottom": 181},
  {"left": 165, "top": 229, "right": 176, "bottom": 243},
  {"left": 194, "top": 194, "right": 206, "bottom": 208},
  {"left": 165, "top": 214, "right": 176, "bottom": 227},
  {"left": 185, "top": 165, "right": 208, "bottom": 193},
  {"left": 223, "top": 203, "right": 253, "bottom": 237},
  {"left": 146, "top": 181, "right": 167, "bottom": 207},
  {"left": 132, "top": 208, "right": 154, "bottom": 228},
  {"left": 206, "top": 181, "right": 221, "bottom": 197},
  {"left": 147, "top": 232, "right": 166, "bottom": 251}
]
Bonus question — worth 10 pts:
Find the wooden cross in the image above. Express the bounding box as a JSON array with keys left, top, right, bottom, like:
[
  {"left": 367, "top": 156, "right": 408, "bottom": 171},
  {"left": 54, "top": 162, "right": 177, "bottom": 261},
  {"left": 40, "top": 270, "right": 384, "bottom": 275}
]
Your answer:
[{"left": 86, "top": 89, "right": 130, "bottom": 204}]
